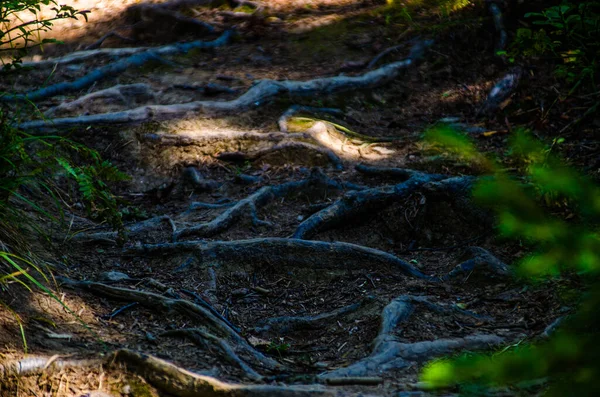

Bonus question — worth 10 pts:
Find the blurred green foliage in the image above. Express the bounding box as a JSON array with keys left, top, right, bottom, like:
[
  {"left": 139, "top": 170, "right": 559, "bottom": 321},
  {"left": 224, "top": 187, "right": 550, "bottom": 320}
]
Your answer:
[
  {"left": 421, "top": 126, "right": 600, "bottom": 395},
  {"left": 1, "top": 1, "right": 122, "bottom": 349}
]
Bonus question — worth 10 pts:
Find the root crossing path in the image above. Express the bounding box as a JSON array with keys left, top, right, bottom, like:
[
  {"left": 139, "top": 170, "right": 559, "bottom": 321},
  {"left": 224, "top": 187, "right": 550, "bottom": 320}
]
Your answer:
[{"left": 1, "top": 1, "right": 563, "bottom": 396}]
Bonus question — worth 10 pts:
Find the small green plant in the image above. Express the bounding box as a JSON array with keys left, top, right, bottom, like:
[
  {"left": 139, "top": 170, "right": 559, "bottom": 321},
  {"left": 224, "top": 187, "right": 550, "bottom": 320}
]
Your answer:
[
  {"left": 266, "top": 339, "right": 291, "bottom": 357},
  {"left": 0, "top": 0, "right": 120, "bottom": 351},
  {"left": 507, "top": 1, "right": 599, "bottom": 87},
  {"left": 1, "top": 0, "right": 90, "bottom": 70}
]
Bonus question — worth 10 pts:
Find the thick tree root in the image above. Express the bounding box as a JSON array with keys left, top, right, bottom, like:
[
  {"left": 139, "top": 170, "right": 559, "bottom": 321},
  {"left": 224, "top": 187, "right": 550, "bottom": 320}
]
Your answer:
[
  {"left": 17, "top": 40, "right": 432, "bottom": 130},
  {"left": 140, "top": 130, "right": 311, "bottom": 148},
  {"left": 85, "top": 31, "right": 136, "bottom": 51},
  {"left": 254, "top": 296, "right": 376, "bottom": 335},
  {"left": 57, "top": 277, "right": 280, "bottom": 371},
  {"left": 278, "top": 106, "right": 404, "bottom": 144},
  {"left": 443, "top": 246, "right": 511, "bottom": 281},
  {"left": 320, "top": 296, "right": 505, "bottom": 378},
  {"left": 292, "top": 169, "right": 446, "bottom": 239},
  {"left": 4, "top": 31, "right": 232, "bottom": 103},
  {"left": 1, "top": 350, "right": 371, "bottom": 396},
  {"left": 69, "top": 215, "right": 175, "bottom": 243},
  {"left": 126, "top": 237, "right": 437, "bottom": 280},
  {"left": 175, "top": 168, "right": 356, "bottom": 240},
  {"left": 162, "top": 328, "right": 262, "bottom": 380},
  {"left": 44, "top": 83, "right": 155, "bottom": 117},
  {"left": 217, "top": 141, "right": 343, "bottom": 170},
  {"left": 112, "top": 349, "right": 373, "bottom": 396},
  {"left": 479, "top": 67, "right": 522, "bottom": 115}
]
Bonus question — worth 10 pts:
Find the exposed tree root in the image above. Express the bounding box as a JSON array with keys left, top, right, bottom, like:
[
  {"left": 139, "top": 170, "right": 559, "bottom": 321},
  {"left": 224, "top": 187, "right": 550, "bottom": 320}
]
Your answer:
[
  {"left": 1, "top": 350, "right": 370, "bottom": 396},
  {"left": 355, "top": 163, "right": 427, "bottom": 179},
  {"left": 69, "top": 215, "right": 175, "bottom": 243},
  {"left": 57, "top": 277, "right": 280, "bottom": 371},
  {"left": 140, "top": 130, "right": 311, "bottom": 148},
  {"left": 487, "top": 0, "right": 508, "bottom": 53},
  {"left": 4, "top": 31, "right": 232, "bottom": 103},
  {"left": 125, "top": 237, "right": 437, "bottom": 280},
  {"left": 292, "top": 169, "right": 446, "bottom": 240},
  {"left": 17, "top": 40, "right": 432, "bottom": 130},
  {"left": 217, "top": 141, "right": 343, "bottom": 170},
  {"left": 112, "top": 349, "right": 371, "bottom": 396},
  {"left": 84, "top": 31, "right": 135, "bottom": 51},
  {"left": 254, "top": 296, "right": 376, "bottom": 335},
  {"left": 21, "top": 47, "right": 152, "bottom": 68},
  {"left": 320, "top": 295, "right": 505, "bottom": 378},
  {"left": 479, "top": 67, "right": 523, "bottom": 115},
  {"left": 278, "top": 105, "right": 404, "bottom": 144},
  {"left": 174, "top": 168, "right": 357, "bottom": 240},
  {"left": 443, "top": 246, "right": 511, "bottom": 281},
  {"left": 44, "top": 83, "right": 155, "bottom": 117},
  {"left": 162, "top": 328, "right": 262, "bottom": 380},
  {"left": 437, "top": 117, "right": 487, "bottom": 135},
  {"left": 183, "top": 166, "right": 221, "bottom": 191}
]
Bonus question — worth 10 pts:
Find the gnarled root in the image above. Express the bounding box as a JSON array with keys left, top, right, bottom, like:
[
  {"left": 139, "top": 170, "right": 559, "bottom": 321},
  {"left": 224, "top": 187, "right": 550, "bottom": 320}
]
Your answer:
[
  {"left": 44, "top": 84, "right": 155, "bottom": 117},
  {"left": 1, "top": 350, "right": 371, "bottom": 397},
  {"left": 320, "top": 296, "right": 505, "bottom": 378},
  {"left": 217, "top": 141, "right": 343, "bottom": 170},
  {"left": 292, "top": 169, "right": 446, "bottom": 239},
  {"left": 5, "top": 31, "right": 232, "bottom": 103},
  {"left": 17, "top": 40, "right": 432, "bottom": 131},
  {"left": 444, "top": 246, "right": 511, "bottom": 281},
  {"left": 254, "top": 296, "right": 377, "bottom": 335},
  {"left": 174, "top": 168, "right": 356, "bottom": 240},
  {"left": 57, "top": 277, "right": 279, "bottom": 372},
  {"left": 126, "top": 237, "right": 436, "bottom": 280}
]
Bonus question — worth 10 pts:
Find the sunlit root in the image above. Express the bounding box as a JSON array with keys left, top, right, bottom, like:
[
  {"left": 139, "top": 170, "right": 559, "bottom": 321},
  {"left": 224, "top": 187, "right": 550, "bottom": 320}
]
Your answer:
[
  {"left": 18, "top": 40, "right": 432, "bottom": 131},
  {"left": 57, "top": 277, "right": 280, "bottom": 371},
  {"left": 292, "top": 170, "right": 446, "bottom": 239},
  {"left": 0, "top": 356, "right": 100, "bottom": 377},
  {"left": 44, "top": 84, "right": 155, "bottom": 117},
  {"left": 320, "top": 296, "right": 505, "bottom": 378},
  {"left": 174, "top": 168, "right": 357, "bottom": 240},
  {"left": 217, "top": 141, "right": 343, "bottom": 170},
  {"left": 278, "top": 107, "right": 403, "bottom": 160},
  {"left": 125, "top": 238, "right": 436, "bottom": 280},
  {"left": 4, "top": 31, "right": 232, "bottom": 103},
  {"left": 254, "top": 296, "right": 376, "bottom": 335},
  {"left": 112, "top": 349, "right": 370, "bottom": 397},
  {"left": 2, "top": 350, "right": 369, "bottom": 397}
]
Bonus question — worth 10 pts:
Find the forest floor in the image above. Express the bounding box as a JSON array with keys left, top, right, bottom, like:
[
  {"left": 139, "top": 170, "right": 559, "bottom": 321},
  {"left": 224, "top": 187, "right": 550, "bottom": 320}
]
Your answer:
[{"left": 0, "top": 0, "right": 598, "bottom": 396}]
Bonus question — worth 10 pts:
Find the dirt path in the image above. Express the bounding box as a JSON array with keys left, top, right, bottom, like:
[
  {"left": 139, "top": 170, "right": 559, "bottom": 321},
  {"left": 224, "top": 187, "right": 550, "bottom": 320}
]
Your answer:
[{"left": 0, "top": 1, "right": 580, "bottom": 396}]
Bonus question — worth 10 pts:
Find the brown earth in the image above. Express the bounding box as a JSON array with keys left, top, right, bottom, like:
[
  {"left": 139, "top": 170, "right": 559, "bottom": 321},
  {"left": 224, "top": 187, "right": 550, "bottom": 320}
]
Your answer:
[{"left": 0, "top": 0, "right": 598, "bottom": 396}]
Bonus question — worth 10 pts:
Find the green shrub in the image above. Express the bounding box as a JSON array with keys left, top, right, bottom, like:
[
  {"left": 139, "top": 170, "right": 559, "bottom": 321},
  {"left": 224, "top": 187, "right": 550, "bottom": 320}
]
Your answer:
[
  {"left": 421, "top": 127, "right": 600, "bottom": 395},
  {"left": 503, "top": 1, "right": 599, "bottom": 87},
  {"left": 1, "top": 0, "right": 89, "bottom": 70},
  {"left": 1, "top": 1, "right": 123, "bottom": 350}
]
